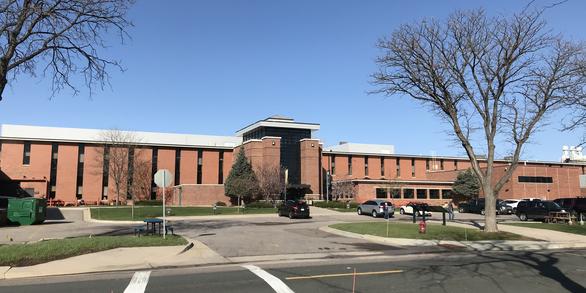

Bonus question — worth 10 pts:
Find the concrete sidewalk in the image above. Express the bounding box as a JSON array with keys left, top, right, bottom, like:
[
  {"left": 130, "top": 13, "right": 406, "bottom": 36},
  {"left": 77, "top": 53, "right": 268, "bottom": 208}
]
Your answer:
[
  {"left": 320, "top": 222, "right": 586, "bottom": 252},
  {"left": 0, "top": 238, "right": 228, "bottom": 280}
]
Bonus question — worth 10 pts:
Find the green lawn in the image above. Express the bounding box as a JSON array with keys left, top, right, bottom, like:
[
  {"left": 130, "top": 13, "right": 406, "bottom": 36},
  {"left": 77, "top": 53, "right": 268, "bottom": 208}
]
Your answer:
[
  {"left": 504, "top": 222, "right": 586, "bottom": 236},
  {"left": 330, "top": 222, "right": 532, "bottom": 241},
  {"left": 90, "top": 206, "right": 277, "bottom": 221},
  {"left": 0, "top": 235, "right": 187, "bottom": 267}
]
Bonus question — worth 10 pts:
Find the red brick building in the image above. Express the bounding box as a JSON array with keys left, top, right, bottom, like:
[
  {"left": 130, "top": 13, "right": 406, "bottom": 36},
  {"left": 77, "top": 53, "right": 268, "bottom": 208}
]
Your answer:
[{"left": 1, "top": 116, "right": 584, "bottom": 205}]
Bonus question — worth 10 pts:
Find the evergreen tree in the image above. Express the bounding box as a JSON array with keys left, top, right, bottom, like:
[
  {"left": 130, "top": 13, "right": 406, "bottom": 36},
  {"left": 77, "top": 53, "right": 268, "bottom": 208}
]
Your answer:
[
  {"left": 452, "top": 168, "right": 480, "bottom": 202},
  {"left": 224, "top": 148, "right": 259, "bottom": 203}
]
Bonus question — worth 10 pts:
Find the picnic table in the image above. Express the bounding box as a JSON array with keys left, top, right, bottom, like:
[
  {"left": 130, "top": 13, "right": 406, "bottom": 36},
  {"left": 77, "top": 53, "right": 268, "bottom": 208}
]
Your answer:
[
  {"left": 143, "top": 218, "right": 163, "bottom": 235},
  {"left": 545, "top": 212, "right": 577, "bottom": 224}
]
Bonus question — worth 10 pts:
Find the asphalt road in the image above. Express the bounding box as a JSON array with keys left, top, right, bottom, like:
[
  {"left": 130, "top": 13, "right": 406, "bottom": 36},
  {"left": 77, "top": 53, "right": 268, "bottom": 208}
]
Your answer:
[{"left": 2, "top": 249, "right": 584, "bottom": 293}]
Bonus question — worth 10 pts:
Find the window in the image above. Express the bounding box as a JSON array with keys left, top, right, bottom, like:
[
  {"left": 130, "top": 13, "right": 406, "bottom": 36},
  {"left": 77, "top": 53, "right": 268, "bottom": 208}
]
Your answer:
[
  {"left": 426, "top": 159, "right": 430, "bottom": 170},
  {"left": 396, "top": 158, "right": 400, "bottom": 177},
  {"left": 416, "top": 189, "right": 427, "bottom": 199},
  {"left": 23, "top": 142, "right": 31, "bottom": 165},
  {"left": 218, "top": 151, "right": 224, "bottom": 184},
  {"left": 49, "top": 143, "right": 58, "bottom": 199},
  {"left": 411, "top": 159, "right": 415, "bottom": 177},
  {"left": 348, "top": 155, "right": 352, "bottom": 175},
  {"left": 76, "top": 144, "right": 85, "bottom": 199},
  {"left": 376, "top": 188, "right": 387, "bottom": 199},
  {"left": 175, "top": 148, "right": 181, "bottom": 185},
  {"left": 151, "top": 147, "right": 158, "bottom": 200},
  {"left": 197, "top": 150, "right": 203, "bottom": 184},
  {"left": 380, "top": 158, "right": 385, "bottom": 177},
  {"left": 127, "top": 147, "right": 135, "bottom": 200},
  {"left": 364, "top": 156, "right": 369, "bottom": 176},
  {"left": 518, "top": 176, "right": 553, "bottom": 183},
  {"left": 102, "top": 146, "right": 110, "bottom": 199},
  {"left": 440, "top": 159, "right": 444, "bottom": 170},
  {"left": 390, "top": 188, "right": 401, "bottom": 199},
  {"left": 331, "top": 155, "right": 336, "bottom": 175},
  {"left": 441, "top": 190, "right": 453, "bottom": 199},
  {"left": 429, "top": 189, "right": 440, "bottom": 199},
  {"left": 403, "top": 188, "right": 414, "bottom": 199},
  {"left": 454, "top": 161, "right": 458, "bottom": 170}
]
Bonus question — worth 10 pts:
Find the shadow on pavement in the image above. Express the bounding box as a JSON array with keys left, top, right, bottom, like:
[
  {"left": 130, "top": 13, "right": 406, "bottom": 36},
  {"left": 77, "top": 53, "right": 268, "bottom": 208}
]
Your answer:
[{"left": 46, "top": 208, "right": 65, "bottom": 220}]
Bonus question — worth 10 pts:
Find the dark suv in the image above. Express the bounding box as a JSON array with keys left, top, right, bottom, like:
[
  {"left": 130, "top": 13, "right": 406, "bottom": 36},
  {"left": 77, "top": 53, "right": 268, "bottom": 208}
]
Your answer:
[
  {"left": 515, "top": 200, "right": 563, "bottom": 221},
  {"left": 458, "top": 198, "right": 510, "bottom": 215},
  {"left": 553, "top": 197, "right": 586, "bottom": 219},
  {"left": 278, "top": 200, "right": 310, "bottom": 219}
]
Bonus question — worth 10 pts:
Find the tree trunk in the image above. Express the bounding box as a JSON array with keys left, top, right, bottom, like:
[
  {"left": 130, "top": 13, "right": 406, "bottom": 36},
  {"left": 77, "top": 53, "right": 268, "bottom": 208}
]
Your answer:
[{"left": 483, "top": 183, "right": 498, "bottom": 232}]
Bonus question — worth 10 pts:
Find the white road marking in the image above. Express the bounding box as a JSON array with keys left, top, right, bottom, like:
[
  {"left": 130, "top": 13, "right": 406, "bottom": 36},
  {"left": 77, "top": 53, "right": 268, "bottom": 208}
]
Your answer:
[
  {"left": 123, "top": 271, "right": 151, "bottom": 293},
  {"left": 242, "top": 264, "right": 295, "bottom": 293}
]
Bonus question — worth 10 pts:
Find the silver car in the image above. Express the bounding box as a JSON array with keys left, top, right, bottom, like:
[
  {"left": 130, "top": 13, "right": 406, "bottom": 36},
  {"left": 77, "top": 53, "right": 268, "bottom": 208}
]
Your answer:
[{"left": 357, "top": 199, "right": 394, "bottom": 218}]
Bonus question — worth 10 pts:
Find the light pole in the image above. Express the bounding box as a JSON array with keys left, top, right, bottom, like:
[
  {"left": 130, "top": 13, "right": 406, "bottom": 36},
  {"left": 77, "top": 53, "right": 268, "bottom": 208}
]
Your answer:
[{"left": 284, "top": 168, "right": 288, "bottom": 203}]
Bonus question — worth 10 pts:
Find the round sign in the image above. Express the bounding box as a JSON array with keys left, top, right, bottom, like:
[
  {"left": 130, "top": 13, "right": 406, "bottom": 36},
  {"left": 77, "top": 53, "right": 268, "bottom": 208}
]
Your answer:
[{"left": 154, "top": 169, "right": 173, "bottom": 187}]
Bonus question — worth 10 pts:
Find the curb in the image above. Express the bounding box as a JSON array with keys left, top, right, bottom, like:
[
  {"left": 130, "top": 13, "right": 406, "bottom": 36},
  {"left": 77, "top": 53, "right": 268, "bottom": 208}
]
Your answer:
[{"left": 320, "top": 226, "right": 586, "bottom": 251}]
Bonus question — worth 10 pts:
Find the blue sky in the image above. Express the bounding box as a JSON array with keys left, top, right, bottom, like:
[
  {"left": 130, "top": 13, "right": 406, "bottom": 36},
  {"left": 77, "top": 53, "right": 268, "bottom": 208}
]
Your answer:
[{"left": 1, "top": 0, "right": 584, "bottom": 161}]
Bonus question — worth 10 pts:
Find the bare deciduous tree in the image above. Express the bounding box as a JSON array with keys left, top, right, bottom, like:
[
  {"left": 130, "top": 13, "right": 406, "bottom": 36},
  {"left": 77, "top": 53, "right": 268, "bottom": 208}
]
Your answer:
[
  {"left": 94, "top": 129, "right": 148, "bottom": 210},
  {"left": 256, "top": 164, "right": 285, "bottom": 204},
  {"left": 331, "top": 180, "right": 356, "bottom": 201},
  {"left": 0, "top": 0, "right": 134, "bottom": 101},
  {"left": 372, "top": 8, "right": 586, "bottom": 232}
]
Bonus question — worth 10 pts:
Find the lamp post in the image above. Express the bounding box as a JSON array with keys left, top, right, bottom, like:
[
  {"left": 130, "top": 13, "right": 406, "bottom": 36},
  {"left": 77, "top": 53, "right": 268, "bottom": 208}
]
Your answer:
[{"left": 284, "top": 168, "right": 288, "bottom": 203}]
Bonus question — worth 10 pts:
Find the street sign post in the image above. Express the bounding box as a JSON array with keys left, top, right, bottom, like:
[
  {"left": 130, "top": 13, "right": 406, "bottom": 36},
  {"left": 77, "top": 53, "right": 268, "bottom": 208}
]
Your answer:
[{"left": 154, "top": 169, "right": 173, "bottom": 239}]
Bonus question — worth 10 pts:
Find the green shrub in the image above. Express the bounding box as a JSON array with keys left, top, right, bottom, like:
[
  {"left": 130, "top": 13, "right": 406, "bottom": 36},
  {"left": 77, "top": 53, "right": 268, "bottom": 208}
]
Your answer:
[
  {"left": 215, "top": 201, "right": 227, "bottom": 207},
  {"left": 135, "top": 200, "right": 163, "bottom": 206},
  {"left": 313, "top": 201, "right": 357, "bottom": 209},
  {"left": 246, "top": 201, "right": 274, "bottom": 208}
]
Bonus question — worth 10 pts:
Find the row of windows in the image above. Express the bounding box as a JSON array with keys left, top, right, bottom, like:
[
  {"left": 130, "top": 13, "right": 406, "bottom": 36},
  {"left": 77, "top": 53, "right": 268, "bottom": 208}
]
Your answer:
[
  {"left": 329, "top": 156, "right": 461, "bottom": 177},
  {"left": 375, "top": 188, "right": 452, "bottom": 200},
  {"left": 518, "top": 176, "right": 554, "bottom": 184}
]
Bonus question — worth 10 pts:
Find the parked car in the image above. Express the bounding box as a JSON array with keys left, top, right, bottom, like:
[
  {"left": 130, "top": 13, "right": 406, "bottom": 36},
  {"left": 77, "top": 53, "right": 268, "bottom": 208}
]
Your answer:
[
  {"left": 515, "top": 200, "right": 563, "bottom": 221},
  {"left": 458, "top": 198, "right": 510, "bottom": 215},
  {"left": 553, "top": 197, "right": 586, "bottom": 219},
  {"left": 278, "top": 200, "right": 310, "bottom": 219},
  {"left": 399, "top": 202, "right": 432, "bottom": 217},
  {"left": 502, "top": 199, "right": 523, "bottom": 212},
  {"left": 357, "top": 199, "right": 394, "bottom": 218}
]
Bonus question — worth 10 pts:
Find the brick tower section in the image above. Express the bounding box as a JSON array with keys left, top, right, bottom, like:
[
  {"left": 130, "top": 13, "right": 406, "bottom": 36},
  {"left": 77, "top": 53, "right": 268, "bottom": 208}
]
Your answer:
[
  {"left": 300, "top": 139, "right": 321, "bottom": 199},
  {"left": 234, "top": 136, "right": 281, "bottom": 171}
]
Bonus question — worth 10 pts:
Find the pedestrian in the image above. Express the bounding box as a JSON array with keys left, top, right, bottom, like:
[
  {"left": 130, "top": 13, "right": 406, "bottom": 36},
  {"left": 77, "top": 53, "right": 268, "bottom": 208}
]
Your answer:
[
  {"left": 383, "top": 202, "right": 390, "bottom": 219},
  {"left": 447, "top": 200, "right": 455, "bottom": 221}
]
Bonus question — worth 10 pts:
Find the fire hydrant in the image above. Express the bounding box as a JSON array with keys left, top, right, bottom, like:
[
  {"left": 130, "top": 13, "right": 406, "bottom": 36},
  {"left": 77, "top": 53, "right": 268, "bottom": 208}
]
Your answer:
[{"left": 418, "top": 220, "right": 427, "bottom": 234}]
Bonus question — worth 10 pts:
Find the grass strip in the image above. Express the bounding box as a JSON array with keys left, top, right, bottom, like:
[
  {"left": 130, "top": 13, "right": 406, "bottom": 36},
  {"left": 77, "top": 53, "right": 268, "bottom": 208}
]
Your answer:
[
  {"left": 0, "top": 235, "right": 187, "bottom": 267},
  {"left": 90, "top": 206, "right": 277, "bottom": 221},
  {"left": 503, "top": 222, "right": 586, "bottom": 236},
  {"left": 330, "top": 222, "right": 532, "bottom": 241}
]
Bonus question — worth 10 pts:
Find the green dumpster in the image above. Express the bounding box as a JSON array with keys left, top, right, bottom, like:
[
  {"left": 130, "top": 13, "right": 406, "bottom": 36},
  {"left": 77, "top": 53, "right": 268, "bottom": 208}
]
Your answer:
[{"left": 7, "top": 197, "right": 47, "bottom": 225}]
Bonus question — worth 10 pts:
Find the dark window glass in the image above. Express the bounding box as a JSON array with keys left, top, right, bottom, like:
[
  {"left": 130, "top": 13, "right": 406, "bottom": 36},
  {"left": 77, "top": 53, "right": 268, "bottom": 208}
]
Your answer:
[
  {"left": 151, "top": 147, "right": 158, "bottom": 200},
  {"left": 175, "top": 148, "right": 181, "bottom": 185},
  {"left": 127, "top": 147, "right": 134, "bottom": 200},
  {"left": 454, "top": 161, "right": 458, "bottom": 170},
  {"left": 396, "top": 158, "right": 400, "bottom": 177},
  {"left": 23, "top": 142, "right": 31, "bottom": 165},
  {"left": 442, "top": 190, "right": 453, "bottom": 199},
  {"left": 49, "top": 143, "right": 59, "bottom": 199},
  {"left": 218, "top": 151, "right": 224, "bottom": 184},
  {"left": 197, "top": 150, "right": 203, "bottom": 184},
  {"left": 416, "top": 189, "right": 427, "bottom": 199},
  {"left": 440, "top": 159, "right": 444, "bottom": 170},
  {"left": 380, "top": 158, "right": 385, "bottom": 177},
  {"left": 518, "top": 176, "right": 553, "bottom": 184},
  {"left": 429, "top": 189, "right": 440, "bottom": 199},
  {"left": 376, "top": 188, "right": 387, "bottom": 199},
  {"left": 102, "top": 146, "right": 110, "bottom": 200},
  {"left": 364, "top": 156, "right": 369, "bottom": 176},
  {"left": 390, "top": 188, "right": 401, "bottom": 199},
  {"left": 426, "top": 159, "right": 430, "bottom": 170},
  {"left": 331, "top": 155, "right": 336, "bottom": 175},
  {"left": 411, "top": 159, "right": 415, "bottom": 177},
  {"left": 76, "top": 144, "right": 85, "bottom": 199},
  {"left": 348, "top": 155, "right": 352, "bottom": 175},
  {"left": 403, "top": 188, "right": 414, "bottom": 199}
]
